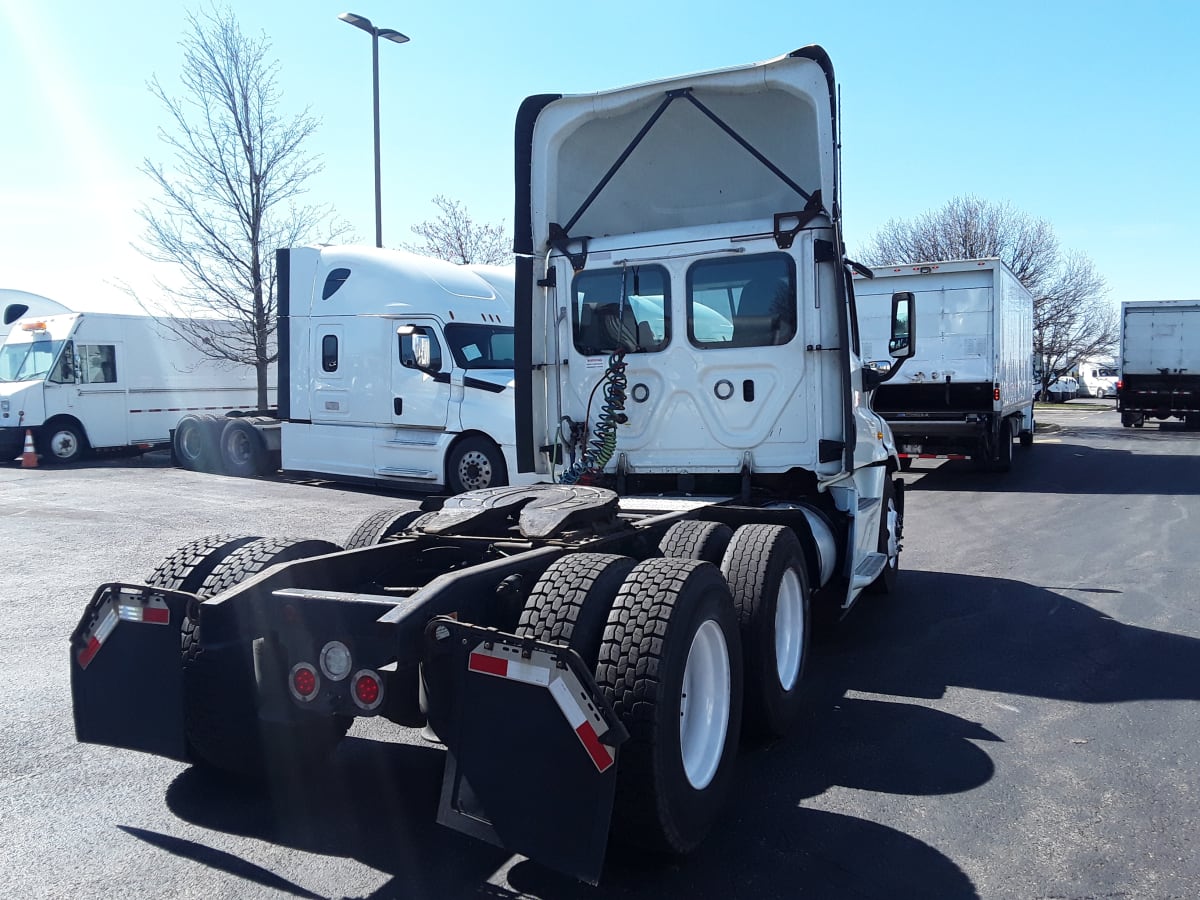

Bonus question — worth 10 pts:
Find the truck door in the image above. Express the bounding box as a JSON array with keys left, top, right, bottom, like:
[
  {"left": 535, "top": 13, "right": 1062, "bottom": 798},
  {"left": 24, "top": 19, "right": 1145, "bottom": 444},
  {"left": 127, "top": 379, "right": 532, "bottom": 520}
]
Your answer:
[
  {"left": 390, "top": 319, "right": 451, "bottom": 429},
  {"left": 50, "top": 340, "right": 128, "bottom": 449}
]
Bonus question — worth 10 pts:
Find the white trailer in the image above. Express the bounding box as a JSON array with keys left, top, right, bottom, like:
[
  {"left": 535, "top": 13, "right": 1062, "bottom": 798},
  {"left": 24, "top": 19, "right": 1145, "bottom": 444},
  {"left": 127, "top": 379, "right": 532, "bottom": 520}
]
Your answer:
[
  {"left": 171, "top": 246, "right": 520, "bottom": 494},
  {"left": 70, "top": 46, "right": 918, "bottom": 884},
  {"left": 855, "top": 259, "right": 1034, "bottom": 470},
  {"left": 0, "top": 311, "right": 263, "bottom": 463},
  {"left": 1118, "top": 299, "right": 1200, "bottom": 427}
]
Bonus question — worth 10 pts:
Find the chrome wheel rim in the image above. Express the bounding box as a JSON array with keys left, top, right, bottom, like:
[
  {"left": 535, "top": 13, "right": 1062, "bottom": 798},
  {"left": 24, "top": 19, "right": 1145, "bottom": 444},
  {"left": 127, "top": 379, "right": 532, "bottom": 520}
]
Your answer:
[{"left": 458, "top": 450, "right": 492, "bottom": 490}]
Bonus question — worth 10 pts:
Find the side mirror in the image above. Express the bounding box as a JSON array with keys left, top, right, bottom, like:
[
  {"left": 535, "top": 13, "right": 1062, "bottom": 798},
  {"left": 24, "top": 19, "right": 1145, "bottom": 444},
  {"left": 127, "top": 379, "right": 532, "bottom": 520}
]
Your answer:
[
  {"left": 412, "top": 334, "right": 433, "bottom": 370},
  {"left": 888, "top": 291, "right": 915, "bottom": 360},
  {"left": 398, "top": 325, "right": 440, "bottom": 371}
]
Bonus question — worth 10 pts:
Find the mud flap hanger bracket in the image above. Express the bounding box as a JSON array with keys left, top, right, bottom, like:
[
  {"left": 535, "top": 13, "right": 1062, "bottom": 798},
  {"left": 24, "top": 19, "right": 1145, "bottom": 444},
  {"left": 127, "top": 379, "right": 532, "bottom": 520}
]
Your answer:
[{"left": 423, "top": 617, "right": 628, "bottom": 884}]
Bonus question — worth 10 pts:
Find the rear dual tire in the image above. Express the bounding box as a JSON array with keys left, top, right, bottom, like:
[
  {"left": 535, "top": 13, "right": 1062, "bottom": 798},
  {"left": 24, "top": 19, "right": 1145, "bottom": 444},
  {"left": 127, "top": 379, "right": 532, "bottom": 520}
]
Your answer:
[
  {"left": 598, "top": 558, "right": 743, "bottom": 854},
  {"left": 150, "top": 536, "right": 348, "bottom": 777}
]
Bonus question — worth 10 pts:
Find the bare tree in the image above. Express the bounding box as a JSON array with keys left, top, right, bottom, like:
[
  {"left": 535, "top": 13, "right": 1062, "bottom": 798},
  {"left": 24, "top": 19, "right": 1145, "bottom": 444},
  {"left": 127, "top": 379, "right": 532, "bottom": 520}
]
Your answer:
[
  {"left": 136, "top": 6, "right": 348, "bottom": 408},
  {"left": 858, "top": 196, "right": 1117, "bottom": 398},
  {"left": 402, "top": 196, "right": 512, "bottom": 265}
]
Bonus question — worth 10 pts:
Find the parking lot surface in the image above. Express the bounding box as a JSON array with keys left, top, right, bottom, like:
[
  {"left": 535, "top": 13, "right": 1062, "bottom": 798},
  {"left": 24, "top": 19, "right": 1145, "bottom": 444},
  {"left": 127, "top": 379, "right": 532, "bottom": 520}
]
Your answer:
[{"left": 1, "top": 403, "right": 1197, "bottom": 899}]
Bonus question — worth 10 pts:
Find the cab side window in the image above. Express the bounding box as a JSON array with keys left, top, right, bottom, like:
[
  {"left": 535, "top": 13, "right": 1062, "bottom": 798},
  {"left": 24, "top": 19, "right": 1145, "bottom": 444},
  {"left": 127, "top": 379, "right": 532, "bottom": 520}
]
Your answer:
[
  {"left": 49, "top": 341, "right": 77, "bottom": 384},
  {"left": 78, "top": 344, "right": 117, "bottom": 383}
]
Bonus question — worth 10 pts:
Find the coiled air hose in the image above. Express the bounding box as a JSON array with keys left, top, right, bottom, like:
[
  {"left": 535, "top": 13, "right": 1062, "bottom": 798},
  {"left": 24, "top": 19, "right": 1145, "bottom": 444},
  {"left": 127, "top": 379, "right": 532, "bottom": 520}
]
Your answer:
[{"left": 560, "top": 351, "right": 627, "bottom": 484}]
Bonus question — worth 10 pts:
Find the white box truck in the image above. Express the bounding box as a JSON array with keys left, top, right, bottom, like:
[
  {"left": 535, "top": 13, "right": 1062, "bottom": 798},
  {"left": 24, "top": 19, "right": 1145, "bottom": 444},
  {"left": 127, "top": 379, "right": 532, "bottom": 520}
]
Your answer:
[
  {"left": 68, "top": 47, "right": 918, "bottom": 883},
  {"left": 855, "top": 259, "right": 1035, "bottom": 470},
  {"left": 1118, "top": 299, "right": 1200, "bottom": 427},
  {"left": 0, "top": 311, "right": 265, "bottom": 463},
  {"left": 171, "top": 246, "right": 521, "bottom": 495}
]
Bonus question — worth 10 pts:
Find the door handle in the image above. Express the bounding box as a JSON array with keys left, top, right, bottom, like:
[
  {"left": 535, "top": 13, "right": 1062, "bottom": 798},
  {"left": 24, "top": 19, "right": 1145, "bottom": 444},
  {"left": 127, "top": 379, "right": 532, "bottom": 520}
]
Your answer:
[{"left": 394, "top": 398, "right": 403, "bottom": 416}]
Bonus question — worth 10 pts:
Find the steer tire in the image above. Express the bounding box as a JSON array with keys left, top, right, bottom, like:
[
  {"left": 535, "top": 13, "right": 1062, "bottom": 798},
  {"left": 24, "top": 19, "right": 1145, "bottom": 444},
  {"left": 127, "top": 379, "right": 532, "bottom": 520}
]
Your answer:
[
  {"left": 446, "top": 436, "right": 508, "bottom": 494},
  {"left": 344, "top": 508, "right": 425, "bottom": 550},
  {"left": 182, "top": 537, "right": 348, "bottom": 777},
  {"left": 721, "top": 524, "right": 811, "bottom": 740},
  {"left": 598, "top": 558, "right": 743, "bottom": 855},
  {"left": 866, "top": 478, "right": 902, "bottom": 595},
  {"left": 516, "top": 553, "right": 637, "bottom": 668},
  {"left": 658, "top": 520, "right": 734, "bottom": 566},
  {"left": 146, "top": 534, "right": 262, "bottom": 595}
]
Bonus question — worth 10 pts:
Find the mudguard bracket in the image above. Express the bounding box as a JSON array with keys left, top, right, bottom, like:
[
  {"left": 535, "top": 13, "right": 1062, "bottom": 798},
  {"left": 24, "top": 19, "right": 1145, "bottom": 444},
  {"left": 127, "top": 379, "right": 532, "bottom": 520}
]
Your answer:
[
  {"left": 70, "top": 582, "right": 191, "bottom": 762},
  {"left": 423, "top": 618, "right": 627, "bottom": 884}
]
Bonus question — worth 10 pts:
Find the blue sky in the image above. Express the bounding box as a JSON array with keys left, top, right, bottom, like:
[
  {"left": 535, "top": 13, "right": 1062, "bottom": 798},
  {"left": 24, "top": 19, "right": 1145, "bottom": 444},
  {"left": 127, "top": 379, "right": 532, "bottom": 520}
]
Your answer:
[{"left": 1, "top": 0, "right": 1196, "bottom": 313}]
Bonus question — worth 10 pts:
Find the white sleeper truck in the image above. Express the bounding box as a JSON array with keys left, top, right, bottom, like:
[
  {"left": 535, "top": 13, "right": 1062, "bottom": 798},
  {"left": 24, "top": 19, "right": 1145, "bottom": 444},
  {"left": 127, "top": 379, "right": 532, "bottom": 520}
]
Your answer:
[
  {"left": 1118, "top": 300, "right": 1200, "bottom": 427},
  {"left": 171, "top": 246, "right": 519, "bottom": 495},
  {"left": 69, "top": 48, "right": 916, "bottom": 883},
  {"left": 855, "top": 259, "right": 1034, "bottom": 471},
  {"left": 0, "top": 311, "right": 264, "bottom": 464},
  {"left": 1, "top": 289, "right": 71, "bottom": 341}
]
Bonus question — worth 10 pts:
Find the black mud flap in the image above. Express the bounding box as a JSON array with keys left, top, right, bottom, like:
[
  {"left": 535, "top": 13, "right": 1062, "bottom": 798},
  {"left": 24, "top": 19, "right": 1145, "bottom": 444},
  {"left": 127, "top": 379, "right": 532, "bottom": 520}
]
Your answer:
[
  {"left": 69, "top": 583, "right": 191, "bottom": 762},
  {"left": 423, "top": 618, "right": 628, "bottom": 885}
]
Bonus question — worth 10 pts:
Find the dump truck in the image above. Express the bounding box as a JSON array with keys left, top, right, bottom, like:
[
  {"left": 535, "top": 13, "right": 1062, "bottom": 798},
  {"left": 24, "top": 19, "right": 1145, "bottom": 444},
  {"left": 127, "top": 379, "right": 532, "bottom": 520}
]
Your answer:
[
  {"left": 855, "top": 259, "right": 1034, "bottom": 471},
  {"left": 1118, "top": 300, "right": 1200, "bottom": 427},
  {"left": 69, "top": 47, "right": 916, "bottom": 883}
]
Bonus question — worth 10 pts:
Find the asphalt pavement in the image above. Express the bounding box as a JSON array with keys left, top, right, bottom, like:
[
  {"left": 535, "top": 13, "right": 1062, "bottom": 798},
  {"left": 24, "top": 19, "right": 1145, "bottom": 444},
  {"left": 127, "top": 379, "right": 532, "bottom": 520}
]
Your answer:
[{"left": 1, "top": 402, "right": 1197, "bottom": 899}]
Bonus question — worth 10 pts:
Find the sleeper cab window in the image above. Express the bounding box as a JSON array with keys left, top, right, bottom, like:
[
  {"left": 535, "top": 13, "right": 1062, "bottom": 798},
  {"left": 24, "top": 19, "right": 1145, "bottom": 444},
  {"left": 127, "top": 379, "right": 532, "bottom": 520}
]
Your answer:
[
  {"left": 322, "top": 334, "right": 338, "bottom": 372},
  {"left": 687, "top": 253, "right": 796, "bottom": 348},
  {"left": 572, "top": 265, "right": 670, "bottom": 355},
  {"left": 322, "top": 268, "right": 351, "bottom": 300}
]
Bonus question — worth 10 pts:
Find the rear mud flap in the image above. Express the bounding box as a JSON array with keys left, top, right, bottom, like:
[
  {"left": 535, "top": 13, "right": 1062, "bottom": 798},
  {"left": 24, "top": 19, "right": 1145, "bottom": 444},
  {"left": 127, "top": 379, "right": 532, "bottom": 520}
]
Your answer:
[
  {"left": 69, "top": 583, "right": 191, "bottom": 762},
  {"left": 423, "top": 618, "right": 628, "bottom": 885}
]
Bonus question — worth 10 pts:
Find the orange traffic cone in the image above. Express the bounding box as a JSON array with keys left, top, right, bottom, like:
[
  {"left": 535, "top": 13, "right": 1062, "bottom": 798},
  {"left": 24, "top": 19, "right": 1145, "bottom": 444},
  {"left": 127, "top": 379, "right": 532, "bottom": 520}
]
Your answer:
[{"left": 20, "top": 429, "right": 38, "bottom": 468}]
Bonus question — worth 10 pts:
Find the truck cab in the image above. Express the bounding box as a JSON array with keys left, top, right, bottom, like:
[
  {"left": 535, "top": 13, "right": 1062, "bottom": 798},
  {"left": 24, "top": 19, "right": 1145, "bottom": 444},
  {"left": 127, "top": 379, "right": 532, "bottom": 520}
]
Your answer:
[
  {"left": 277, "top": 245, "right": 520, "bottom": 492},
  {"left": 516, "top": 50, "right": 910, "bottom": 593},
  {"left": 69, "top": 47, "right": 917, "bottom": 885}
]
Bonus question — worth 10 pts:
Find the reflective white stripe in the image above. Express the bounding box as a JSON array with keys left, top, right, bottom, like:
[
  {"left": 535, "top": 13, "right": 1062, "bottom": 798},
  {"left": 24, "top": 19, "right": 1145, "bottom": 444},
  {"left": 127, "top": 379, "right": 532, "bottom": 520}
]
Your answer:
[
  {"left": 548, "top": 676, "right": 586, "bottom": 729},
  {"left": 94, "top": 608, "right": 119, "bottom": 643},
  {"left": 504, "top": 658, "right": 551, "bottom": 686}
]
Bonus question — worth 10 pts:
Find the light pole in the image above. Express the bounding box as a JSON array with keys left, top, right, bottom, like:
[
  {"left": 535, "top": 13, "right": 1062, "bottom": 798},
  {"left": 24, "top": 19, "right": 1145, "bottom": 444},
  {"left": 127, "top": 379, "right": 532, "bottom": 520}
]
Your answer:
[{"left": 338, "top": 13, "right": 409, "bottom": 249}]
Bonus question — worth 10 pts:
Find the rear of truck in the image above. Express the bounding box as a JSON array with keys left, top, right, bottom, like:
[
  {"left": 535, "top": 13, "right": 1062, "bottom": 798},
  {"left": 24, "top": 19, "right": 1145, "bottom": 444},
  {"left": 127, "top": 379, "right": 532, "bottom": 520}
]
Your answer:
[
  {"left": 1118, "top": 300, "right": 1200, "bottom": 427},
  {"left": 855, "top": 260, "right": 1034, "bottom": 470},
  {"left": 70, "top": 47, "right": 911, "bottom": 884}
]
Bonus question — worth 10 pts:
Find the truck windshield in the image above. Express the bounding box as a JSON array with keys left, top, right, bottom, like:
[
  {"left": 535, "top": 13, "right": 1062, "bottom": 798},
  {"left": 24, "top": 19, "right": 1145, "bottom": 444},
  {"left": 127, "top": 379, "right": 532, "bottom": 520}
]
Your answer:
[
  {"left": 0, "top": 338, "right": 66, "bottom": 382},
  {"left": 443, "top": 323, "right": 515, "bottom": 370}
]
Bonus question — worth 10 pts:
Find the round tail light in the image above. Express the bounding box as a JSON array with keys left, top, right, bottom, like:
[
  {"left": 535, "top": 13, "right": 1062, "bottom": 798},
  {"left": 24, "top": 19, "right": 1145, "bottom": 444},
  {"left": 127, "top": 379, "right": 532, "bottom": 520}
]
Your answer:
[
  {"left": 352, "top": 670, "right": 384, "bottom": 711},
  {"left": 289, "top": 662, "right": 320, "bottom": 702}
]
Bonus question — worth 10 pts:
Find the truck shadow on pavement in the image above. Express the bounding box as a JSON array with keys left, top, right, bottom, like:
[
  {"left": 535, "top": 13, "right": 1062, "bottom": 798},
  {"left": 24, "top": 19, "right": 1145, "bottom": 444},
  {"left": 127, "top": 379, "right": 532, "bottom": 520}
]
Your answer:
[
  {"left": 149, "top": 570, "right": 1199, "bottom": 899},
  {"left": 905, "top": 437, "right": 1200, "bottom": 495}
]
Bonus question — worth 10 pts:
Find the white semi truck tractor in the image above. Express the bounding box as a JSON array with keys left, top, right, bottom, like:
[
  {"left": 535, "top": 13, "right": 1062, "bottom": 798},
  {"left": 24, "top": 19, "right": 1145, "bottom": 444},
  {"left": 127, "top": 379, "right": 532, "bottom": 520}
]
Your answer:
[{"left": 69, "top": 47, "right": 916, "bottom": 883}]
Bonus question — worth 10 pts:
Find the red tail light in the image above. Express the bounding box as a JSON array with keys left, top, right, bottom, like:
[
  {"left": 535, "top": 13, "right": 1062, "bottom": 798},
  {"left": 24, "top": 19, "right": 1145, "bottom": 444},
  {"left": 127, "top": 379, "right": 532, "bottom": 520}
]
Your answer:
[
  {"left": 353, "top": 670, "right": 384, "bottom": 711},
  {"left": 1117, "top": 380, "right": 1124, "bottom": 391},
  {"left": 993, "top": 388, "right": 1001, "bottom": 402},
  {"left": 289, "top": 662, "right": 320, "bottom": 702}
]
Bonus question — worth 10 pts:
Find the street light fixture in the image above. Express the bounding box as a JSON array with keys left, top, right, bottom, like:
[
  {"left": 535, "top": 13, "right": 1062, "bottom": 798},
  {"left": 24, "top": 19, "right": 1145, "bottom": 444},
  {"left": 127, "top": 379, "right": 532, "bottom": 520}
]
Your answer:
[{"left": 338, "top": 12, "right": 409, "bottom": 249}]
